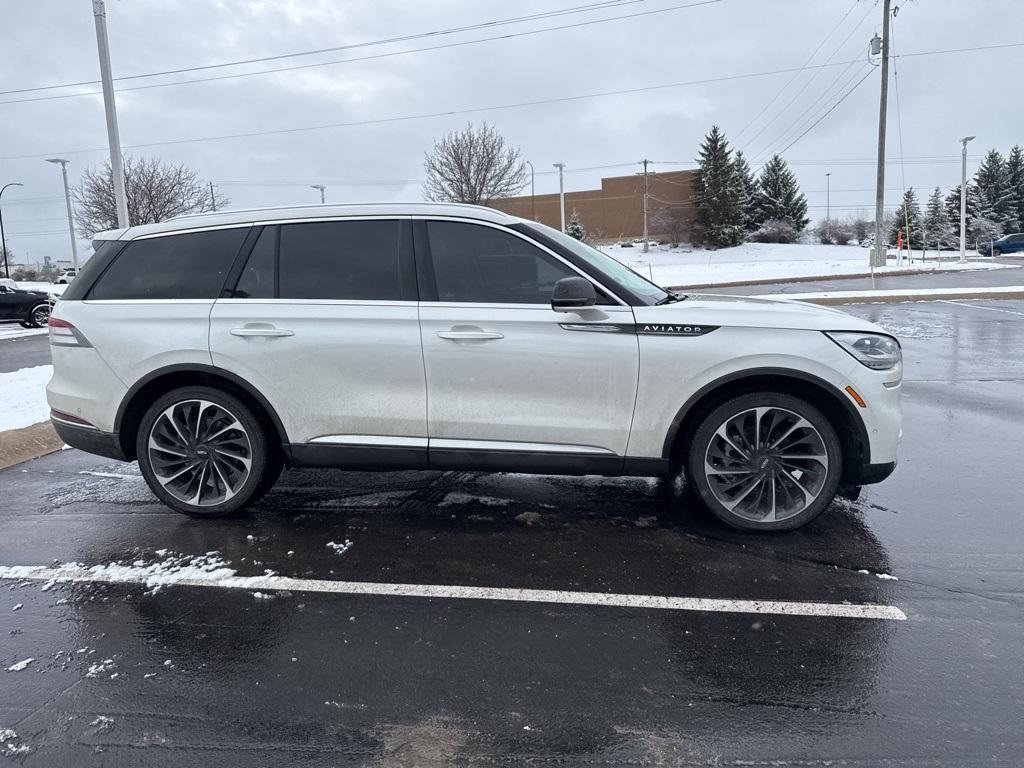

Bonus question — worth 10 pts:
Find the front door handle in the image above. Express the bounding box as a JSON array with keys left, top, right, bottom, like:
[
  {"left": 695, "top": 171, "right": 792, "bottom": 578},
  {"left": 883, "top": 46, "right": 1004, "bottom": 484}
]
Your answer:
[
  {"left": 230, "top": 327, "right": 294, "bottom": 338},
  {"left": 437, "top": 329, "right": 504, "bottom": 341}
]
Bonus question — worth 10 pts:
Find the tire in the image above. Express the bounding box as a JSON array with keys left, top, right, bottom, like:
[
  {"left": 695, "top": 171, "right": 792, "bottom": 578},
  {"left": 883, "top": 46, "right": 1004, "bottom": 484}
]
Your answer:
[
  {"left": 26, "top": 303, "right": 50, "bottom": 328},
  {"left": 686, "top": 392, "right": 843, "bottom": 531},
  {"left": 992, "top": 247, "right": 1002, "bottom": 257},
  {"left": 135, "top": 386, "right": 280, "bottom": 518}
]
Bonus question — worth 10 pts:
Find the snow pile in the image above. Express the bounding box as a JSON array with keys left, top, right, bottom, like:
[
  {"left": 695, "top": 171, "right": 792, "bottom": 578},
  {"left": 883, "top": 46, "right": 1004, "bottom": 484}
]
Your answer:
[
  {"left": 0, "top": 326, "right": 48, "bottom": 341},
  {"left": 439, "top": 492, "right": 514, "bottom": 507},
  {"left": 5, "top": 658, "right": 34, "bottom": 672},
  {"left": 85, "top": 659, "right": 116, "bottom": 678},
  {"left": 598, "top": 242, "right": 1018, "bottom": 287},
  {"left": 0, "top": 729, "right": 30, "bottom": 757},
  {"left": 326, "top": 540, "right": 353, "bottom": 555},
  {"left": 0, "top": 365, "right": 52, "bottom": 432}
]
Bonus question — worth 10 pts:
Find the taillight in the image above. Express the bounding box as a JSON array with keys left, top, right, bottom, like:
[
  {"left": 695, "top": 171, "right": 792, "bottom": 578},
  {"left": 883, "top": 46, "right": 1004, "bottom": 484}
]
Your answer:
[{"left": 48, "top": 317, "right": 91, "bottom": 347}]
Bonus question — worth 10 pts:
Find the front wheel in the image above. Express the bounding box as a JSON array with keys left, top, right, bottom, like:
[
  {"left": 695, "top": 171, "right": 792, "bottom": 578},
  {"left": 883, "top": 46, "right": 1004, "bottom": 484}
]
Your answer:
[
  {"left": 136, "top": 386, "right": 279, "bottom": 517},
  {"left": 992, "top": 247, "right": 1002, "bottom": 257},
  {"left": 687, "top": 393, "right": 843, "bottom": 531}
]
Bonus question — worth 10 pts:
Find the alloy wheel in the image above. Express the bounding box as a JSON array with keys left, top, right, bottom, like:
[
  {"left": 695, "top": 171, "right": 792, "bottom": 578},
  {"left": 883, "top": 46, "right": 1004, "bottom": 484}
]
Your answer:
[
  {"left": 147, "top": 399, "right": 252, "bottom": 507},
  {"left": 31, "top": 304, "right": 50, "bottom": 327},
  {"left": 704, "top": 406, "right": 829, "bottom": 523}
]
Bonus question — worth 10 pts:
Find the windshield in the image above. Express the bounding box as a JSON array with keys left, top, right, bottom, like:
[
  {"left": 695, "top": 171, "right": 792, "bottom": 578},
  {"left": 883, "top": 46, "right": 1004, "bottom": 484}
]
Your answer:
[{"left": 520, "top": 221, "right": 669, "bottom": 304}]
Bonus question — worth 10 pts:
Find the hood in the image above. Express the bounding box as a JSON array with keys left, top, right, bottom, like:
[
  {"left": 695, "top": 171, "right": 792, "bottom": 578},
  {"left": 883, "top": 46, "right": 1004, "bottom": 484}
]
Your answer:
[{"left": 632, "top": 293, "right": 890, "bottom": 334}]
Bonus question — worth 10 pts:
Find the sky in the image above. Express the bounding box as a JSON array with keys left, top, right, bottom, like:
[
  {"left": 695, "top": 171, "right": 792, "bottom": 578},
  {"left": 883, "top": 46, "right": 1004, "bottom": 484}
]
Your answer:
[{"left": 1, "top": 0, "right": 1022, "bottom": 267}]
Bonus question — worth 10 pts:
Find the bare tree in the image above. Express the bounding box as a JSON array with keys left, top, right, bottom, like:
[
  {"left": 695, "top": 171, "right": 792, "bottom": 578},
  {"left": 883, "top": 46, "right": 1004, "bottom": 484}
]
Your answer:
[
  {"left": 73, "top": 156, "right": 228, "bottom": 236},
  {"left": 423, "top": 122, "right": 528, "bottom": 204}
]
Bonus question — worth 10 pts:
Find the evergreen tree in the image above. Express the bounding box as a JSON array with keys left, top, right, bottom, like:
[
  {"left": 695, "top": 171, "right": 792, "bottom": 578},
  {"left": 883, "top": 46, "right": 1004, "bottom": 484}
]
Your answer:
[
  {"left": 566, "top": 208, "right": 585, "bottom": 241},
  {"left": 732, "top": 150, "right": 759, "bottom": 232},
  {"left": 889, "top": 188, "right": 922, "bottom": 247},
  {"left": 922, "top": 187, "right": 952, "bottom": 251},
  {"left": 1005, "top": 145, "right": 1024, "bottom": 232},
  {"left": 971, "top": 149, "right": 1013, "bottom": 234},
  {"left": 754, "top": 155, "right": 809, "bottom": 232},
  {"left": 944, "top": 184, "right": 975, "bottom": 242},
  {"left": 692, "top": 125, "right": 744, "bottom": 247}
]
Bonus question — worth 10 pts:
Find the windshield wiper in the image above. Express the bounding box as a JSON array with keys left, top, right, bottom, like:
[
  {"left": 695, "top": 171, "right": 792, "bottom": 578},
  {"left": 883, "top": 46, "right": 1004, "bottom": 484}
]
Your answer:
[{"left": 655, "top": 291, "right": 687, "bottom": 305}]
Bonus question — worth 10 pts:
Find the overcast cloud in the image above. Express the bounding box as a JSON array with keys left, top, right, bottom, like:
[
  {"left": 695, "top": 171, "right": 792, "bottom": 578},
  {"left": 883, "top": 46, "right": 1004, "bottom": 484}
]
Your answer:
[{"left": 1, "top": 0, "right": 1022, "bottom": 264}]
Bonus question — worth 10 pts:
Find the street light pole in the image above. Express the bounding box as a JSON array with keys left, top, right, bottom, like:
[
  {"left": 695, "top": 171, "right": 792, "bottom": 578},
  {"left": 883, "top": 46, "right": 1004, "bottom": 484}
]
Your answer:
[
  {"left": 525, "top": 160, "right": 535, "bottom": 221},
  {"left": 959, "top": 135, "right": 975, "bottom": 263},
  {"left": 871, "top": 0, "right": 892, "bottom": 277},
  {"left": 640, "top": 158, "right": 650, "bottom": 254},
  {"left": 92, "top": 0, "right": 129, "bottom": 228},
  {"left": 825, "top": 172, "right": 831, "bottom": 241},
  {"left": 45, "top": 159, "right": 79, "bottom": 271},
  {"left": 310, "top": 184, "right": 326, "bottom": 204},
  {"left": 553, "top": 162, "right": 566, "bottom": 231},
  {"left": 0, "top": 182, "right": 24, "bottom": 280}
]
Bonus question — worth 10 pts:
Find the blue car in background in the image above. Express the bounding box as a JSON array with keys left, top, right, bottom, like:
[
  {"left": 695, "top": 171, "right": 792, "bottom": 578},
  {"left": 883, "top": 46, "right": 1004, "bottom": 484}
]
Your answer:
[{"left": 979, "top": 233, "right": 1024, "bottom": 256}]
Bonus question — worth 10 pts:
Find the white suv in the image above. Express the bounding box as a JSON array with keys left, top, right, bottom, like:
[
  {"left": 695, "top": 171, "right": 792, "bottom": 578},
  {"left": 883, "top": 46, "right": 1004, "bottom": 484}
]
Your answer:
[{"left": 47, "top": 203, "right": 901, "bottom": 530}]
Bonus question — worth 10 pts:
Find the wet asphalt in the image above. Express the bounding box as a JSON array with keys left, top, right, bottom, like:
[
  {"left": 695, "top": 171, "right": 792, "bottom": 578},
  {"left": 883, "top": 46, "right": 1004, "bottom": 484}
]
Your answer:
[{"left": 1, "top": 299, "right": 1023, "bottom": 766}]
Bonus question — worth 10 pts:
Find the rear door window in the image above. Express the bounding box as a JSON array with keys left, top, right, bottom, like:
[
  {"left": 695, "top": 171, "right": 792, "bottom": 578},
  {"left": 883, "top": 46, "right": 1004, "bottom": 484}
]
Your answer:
[
  {"left": 88, "top": 228, "right": 248, "bottom": 300},
  {"left": 278, "top": 220, "right": 403, "bottom": 301}
]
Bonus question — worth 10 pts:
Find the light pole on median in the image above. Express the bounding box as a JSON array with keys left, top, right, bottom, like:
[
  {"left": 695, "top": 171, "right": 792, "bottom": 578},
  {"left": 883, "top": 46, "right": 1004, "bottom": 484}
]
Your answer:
[
  {"left": 553, "top": 162, "right": 566, "bottom": 231},
  {"left": 825, "top": 172, "right": 831, "bottom": 241},
  {"left": 92, "top": 0, "right": 129, "bottom": 228},
  {"left": 46, "top": 159, "right": 79, "bottom": 271},
  {"left": 0, "top": 182, "right": 24, "bottom": 279},
  {"left": 959, "top": 135, "right": 975, "bottom": 263},
  {"left": 525, "top": 160, "right": 535, "bottom": 221},
  {"left": 310, "top": 184, "right": 326, "bottom": 204}
]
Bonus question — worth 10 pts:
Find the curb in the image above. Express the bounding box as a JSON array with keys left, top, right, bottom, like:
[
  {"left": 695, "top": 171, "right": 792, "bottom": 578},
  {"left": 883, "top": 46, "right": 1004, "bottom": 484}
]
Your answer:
[
  {"left": 0, "top": 422, "right": 64, "bottom": 471},
  {"left": 762, "top": 288, "right": 1024, "bottom": 306}
]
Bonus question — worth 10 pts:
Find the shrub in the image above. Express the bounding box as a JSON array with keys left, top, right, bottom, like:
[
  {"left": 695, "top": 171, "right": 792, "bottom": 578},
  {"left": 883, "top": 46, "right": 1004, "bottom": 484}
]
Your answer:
[{"left": 751, "top": 219, "right": 798, "bottom": 243}]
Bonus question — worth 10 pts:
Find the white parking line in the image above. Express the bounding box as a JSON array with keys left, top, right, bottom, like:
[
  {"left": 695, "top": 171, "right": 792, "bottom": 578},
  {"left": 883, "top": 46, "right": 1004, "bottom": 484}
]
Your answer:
[
  {"left": 936, "top": 299, "right": 1024, "bottom": 317},
  {"left": 0, "top": 564, "right": 906, "bottom": 621}
]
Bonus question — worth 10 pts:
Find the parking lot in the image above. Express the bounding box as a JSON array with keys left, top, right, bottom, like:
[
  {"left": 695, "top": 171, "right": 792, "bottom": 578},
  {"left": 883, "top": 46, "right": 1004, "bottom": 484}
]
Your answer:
[{"left": 1, "top": 297, "right": 1022, "bottom": 766}]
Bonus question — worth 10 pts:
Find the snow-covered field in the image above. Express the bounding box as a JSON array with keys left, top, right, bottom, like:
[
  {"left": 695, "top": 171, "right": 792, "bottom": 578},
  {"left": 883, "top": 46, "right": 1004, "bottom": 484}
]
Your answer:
[
  {"left": 0, "top": 365, "right": 52, "bottom": 431},
  {"left": 600, "top": 242, "right": 1017, "bottom": 287},
  {"left": 18, "top": 281, "right": 67, "bottom": 296}
]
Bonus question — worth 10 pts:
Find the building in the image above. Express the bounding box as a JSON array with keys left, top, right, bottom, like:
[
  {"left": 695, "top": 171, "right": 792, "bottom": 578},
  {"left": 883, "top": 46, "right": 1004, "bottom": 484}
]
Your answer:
[{"left": 492, "top": 169, "right": 697, "bottom": 243}]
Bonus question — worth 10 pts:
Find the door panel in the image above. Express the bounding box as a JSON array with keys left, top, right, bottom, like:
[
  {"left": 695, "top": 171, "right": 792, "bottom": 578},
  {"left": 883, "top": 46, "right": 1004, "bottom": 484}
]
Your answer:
[
  {"left": 419, "top": 303, "right": 639, "bottom": 455},
  {"left": 210, "top": 300, "right": 426, "bottom": 444}
]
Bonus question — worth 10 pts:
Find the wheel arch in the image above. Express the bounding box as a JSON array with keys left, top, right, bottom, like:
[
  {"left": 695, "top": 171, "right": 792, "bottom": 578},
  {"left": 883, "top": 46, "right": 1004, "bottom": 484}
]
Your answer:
[
  {"left": 115, "top": 364, "right": 289, "bottom": 460},
  {"left": 663, "top": 367, "right": 869, "bottom": 484}
]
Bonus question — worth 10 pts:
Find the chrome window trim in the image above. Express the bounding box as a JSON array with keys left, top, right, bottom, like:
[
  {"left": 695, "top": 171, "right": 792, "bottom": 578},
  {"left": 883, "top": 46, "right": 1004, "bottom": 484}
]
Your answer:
[
  {"left": 416, "top": 215, "right": 629, "bottom": 308},
  {"left": 309, "top": 435, "right": 428, "bottom": 448},
  {"left": 131, "top": 222, "right": 255, "bottom": 240}
]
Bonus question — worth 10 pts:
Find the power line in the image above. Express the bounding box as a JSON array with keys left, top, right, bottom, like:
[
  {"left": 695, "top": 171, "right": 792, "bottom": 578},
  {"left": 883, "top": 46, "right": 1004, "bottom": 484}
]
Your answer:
[
  {"left": 733, "top": 0, "right": 860, "bottom": 144},
  {"left": 0, "top": 0, "right": 640, "bottom": 97},
  {"left": 2, "top": 40, "right": 1019, "bottom": 163},
  {"left": 774, "top": 67, "right": 877, "bottom": 156},
  {"left": 0, "top": 0, "right": 721, "bottom": 107}
]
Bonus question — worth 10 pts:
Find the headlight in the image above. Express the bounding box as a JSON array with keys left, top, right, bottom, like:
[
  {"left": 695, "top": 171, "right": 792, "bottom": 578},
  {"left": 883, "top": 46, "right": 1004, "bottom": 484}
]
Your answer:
[{"left": 826, "top": 331, "right": 901, "bottom": 370}]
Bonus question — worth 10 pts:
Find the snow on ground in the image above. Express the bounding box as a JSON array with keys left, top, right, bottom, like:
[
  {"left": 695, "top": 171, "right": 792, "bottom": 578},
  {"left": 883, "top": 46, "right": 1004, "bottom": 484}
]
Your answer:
[
  {"left": 19, "top": 281, "right": 67, "bottom": 297},
  {"left": 0, "top": 365, "right": 52, "bottom": 431},
  {"left": 599, "top": 242, "right": 1018, "bottom": 287},
  {"left": 0, "top": 325, "right": 48, "bottom": 340}
]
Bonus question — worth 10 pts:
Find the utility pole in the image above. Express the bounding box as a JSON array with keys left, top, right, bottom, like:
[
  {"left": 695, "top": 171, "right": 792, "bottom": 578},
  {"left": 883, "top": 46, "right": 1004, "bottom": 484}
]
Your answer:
[
  {"left": 310, "top": 184, "right": 326, "bottom": 204},
  {"left": 640, "top": 159, "right": 650, "bottom": 253},
  {"left": 525, "top": 160, "right": 535, "bottom": 221},
  {"left": 45, "top": 159, "right": 79, "bottom": 270},
  {"left": 92, "top": 0, "right": 128, "bottom": 228},
  {"left": 553, "top": 163, "right": 566, "bottom": 231},
  {"left": 871, "top": 0, "right": 892, "bottom": 276},
  {"left": 825, "top": 172, "right": 831, "bottom": 241},
  {"left": 959, "top": 135, "right": 975, "bottom": 262},
  {"left": 0, "top": 182, "right": 24, "bottom": 279},
  {"left": 209, "top": 181, "right": 217, "bottom": 212}
]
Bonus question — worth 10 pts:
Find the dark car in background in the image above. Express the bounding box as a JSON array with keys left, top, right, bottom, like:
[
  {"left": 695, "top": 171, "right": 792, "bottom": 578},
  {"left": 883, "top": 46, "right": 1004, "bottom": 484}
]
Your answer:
[
  {"left": 979, "top": 233, "right": 1024, "bottom": 256},
  {"left": 0, "top": 278, "right": 52, "bottom": 328}
]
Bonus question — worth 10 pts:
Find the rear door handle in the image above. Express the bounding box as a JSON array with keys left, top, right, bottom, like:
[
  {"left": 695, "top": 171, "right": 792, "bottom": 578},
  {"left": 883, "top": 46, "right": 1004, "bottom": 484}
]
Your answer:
[
  {"left": 230, "top": 327, "right": 294, "bottom": 338},
  {"left": 437, "top": 330, "right": 504, "bottom": 341}
]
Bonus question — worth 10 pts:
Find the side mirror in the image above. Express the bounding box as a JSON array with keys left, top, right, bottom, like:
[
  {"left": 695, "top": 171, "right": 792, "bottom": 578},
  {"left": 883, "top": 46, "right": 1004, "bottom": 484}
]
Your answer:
[{"left": 551, "top": 276, "right": 597, "bottom": 312}]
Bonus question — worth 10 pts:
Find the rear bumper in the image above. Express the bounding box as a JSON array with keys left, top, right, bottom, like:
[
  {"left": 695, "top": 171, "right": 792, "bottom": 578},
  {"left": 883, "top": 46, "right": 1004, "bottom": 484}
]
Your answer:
[{"left": 51, "top": 420, "right": 127, "bottom": 462}]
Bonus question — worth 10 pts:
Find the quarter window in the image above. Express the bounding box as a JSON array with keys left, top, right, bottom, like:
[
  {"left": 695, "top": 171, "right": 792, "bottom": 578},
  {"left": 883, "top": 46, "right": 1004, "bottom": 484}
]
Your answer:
[
  {"left": 88, "top": 228, "right": 247, "bottom": 300},
  {"left": 278, "top": 220, "right": 403, "bottom": 301},
  {"left": 426, "top": 220, "right": 578, "bottom": 304}
]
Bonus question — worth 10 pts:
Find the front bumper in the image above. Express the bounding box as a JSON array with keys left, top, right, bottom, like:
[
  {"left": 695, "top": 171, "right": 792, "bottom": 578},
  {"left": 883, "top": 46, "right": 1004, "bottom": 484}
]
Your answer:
[{"left": 51, "top": 420, "right": 127, "bottom": 462}]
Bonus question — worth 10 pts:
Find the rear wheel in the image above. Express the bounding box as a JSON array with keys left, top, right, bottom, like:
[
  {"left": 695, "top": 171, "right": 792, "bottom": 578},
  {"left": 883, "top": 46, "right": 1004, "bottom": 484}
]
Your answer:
[
  {"left": 136, "top": 386, "right": 280, "bottom": 517},
  {"left": 27, "top": 303, "right": 50, "bottom": 328},
  {"left": 686, "top": 392, "right": 842, "bottom": 531}
]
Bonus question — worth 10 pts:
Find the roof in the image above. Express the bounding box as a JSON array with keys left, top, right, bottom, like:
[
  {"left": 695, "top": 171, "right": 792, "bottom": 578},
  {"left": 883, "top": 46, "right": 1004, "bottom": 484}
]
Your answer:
[{"left": 92, "top": 201, "right": 521, "bottom": 241}]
